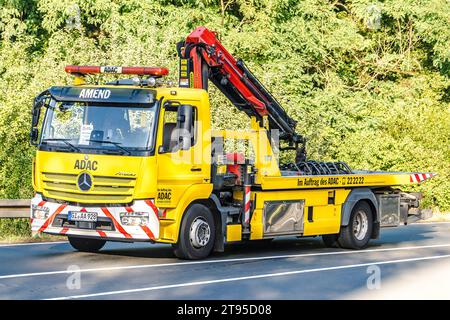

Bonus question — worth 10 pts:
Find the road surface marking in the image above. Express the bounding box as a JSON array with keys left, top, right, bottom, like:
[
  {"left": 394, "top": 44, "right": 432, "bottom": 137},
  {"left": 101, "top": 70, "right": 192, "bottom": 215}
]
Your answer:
[
  {"left": 411, "top": 222, "right": 450, "bottom": 225},
  {"left": 2, "top": 243, "right": 450, "bottom": 280},
  {"left": 0, "top": 222, "right": 447, "bottom": 248},
  {"left": 0, "top": 241, "right": 67, "bottom": 248},
  {"left": 46, "top": 254, "right": 450, "bottom": 300}
]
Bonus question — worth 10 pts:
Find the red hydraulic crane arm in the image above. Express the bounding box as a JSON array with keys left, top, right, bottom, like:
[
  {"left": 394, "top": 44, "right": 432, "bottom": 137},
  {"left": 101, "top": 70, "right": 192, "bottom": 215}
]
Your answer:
[
  {"left": 177, "top": 26, "right": 303, "bottom": 148},
  {"left": 182, "top": 27, "right": 268, "bottom": 116}
]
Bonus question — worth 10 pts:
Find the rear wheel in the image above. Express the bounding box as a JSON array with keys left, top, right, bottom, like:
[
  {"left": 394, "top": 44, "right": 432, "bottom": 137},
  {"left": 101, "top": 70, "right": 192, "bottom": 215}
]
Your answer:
[
  {"left": 173, "top": 204, "right": 216, "bottom": 260},
  {"left": 338, "top": 201, "right": 373, "bottom": 249},
  {"left": 68, "top": 236, "right": 106, "bottom": 252}
]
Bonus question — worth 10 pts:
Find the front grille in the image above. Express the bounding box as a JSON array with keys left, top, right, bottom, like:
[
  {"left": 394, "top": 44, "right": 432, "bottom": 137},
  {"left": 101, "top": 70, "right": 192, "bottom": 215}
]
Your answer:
[{"left": 42, "top": 172, "right": 136, "bottom": 203}]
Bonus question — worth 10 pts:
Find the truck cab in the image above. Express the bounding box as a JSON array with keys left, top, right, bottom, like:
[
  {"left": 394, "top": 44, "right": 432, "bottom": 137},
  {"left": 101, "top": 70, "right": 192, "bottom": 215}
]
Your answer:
[{"left": 31, "top": 75, "right": 217, "bottom": 257}]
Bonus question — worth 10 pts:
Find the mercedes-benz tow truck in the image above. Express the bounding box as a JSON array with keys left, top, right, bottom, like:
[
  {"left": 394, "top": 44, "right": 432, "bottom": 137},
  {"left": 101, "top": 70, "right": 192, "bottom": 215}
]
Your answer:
[{"left": 30, "top": 26, "right": 435, "bottom": 259}]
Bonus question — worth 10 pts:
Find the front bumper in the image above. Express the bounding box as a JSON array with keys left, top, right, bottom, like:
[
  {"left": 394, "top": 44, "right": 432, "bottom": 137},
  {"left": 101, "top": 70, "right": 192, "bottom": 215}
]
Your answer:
[{"left": 30, "top": 194, "right": 160, "bottom": 241}]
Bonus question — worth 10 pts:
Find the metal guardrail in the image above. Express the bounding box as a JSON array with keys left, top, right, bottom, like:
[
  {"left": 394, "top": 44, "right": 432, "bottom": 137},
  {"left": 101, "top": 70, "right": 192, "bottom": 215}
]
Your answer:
[{"left": 0, "top": 199, "right": 30, "bottom": 218}]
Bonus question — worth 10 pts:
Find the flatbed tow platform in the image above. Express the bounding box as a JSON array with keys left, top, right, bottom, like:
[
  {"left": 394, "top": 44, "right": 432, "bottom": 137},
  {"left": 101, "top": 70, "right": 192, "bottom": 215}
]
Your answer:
[{"left": 260, "top": 171, "right": 436, "bottom": 190}]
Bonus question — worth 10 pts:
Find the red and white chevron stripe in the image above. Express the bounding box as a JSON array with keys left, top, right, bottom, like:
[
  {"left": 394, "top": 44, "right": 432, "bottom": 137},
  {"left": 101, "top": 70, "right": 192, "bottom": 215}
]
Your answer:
[
  {"left": 410, "top": 173, "right": 436, "bottom": 183},
  {"left": 244, "top": 186, "right": 251, "bottom": 224}
]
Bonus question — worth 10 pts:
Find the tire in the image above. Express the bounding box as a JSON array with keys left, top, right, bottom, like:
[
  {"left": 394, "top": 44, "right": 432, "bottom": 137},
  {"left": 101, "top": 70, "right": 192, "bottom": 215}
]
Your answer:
[
  {"left": 68, "top": 236, "right": 106, "bottom": 252},
  {"left": 337, "top": 201, "right": 373, "bottom": 249},
  {"left": 322, "top": 234, "right": 340, "bottom": 248},
  {"left": 173, "top": 204, "right": 216, "bottom": 260}
]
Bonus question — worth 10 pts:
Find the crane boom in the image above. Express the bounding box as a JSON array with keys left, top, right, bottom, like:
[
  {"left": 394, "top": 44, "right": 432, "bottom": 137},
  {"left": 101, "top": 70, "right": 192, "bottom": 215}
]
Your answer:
[{"left": 177, "top": 26, "right": 305, "bottom": 159}]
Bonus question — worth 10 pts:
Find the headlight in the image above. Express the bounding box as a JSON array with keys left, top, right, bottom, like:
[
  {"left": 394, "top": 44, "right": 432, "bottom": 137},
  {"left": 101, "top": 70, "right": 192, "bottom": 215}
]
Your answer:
[
  {"left": 32, "top": 205, "right": 50, "bottom": 220},
  {"left": 120, "top": 212, "right": 149, "bottom": 226}
]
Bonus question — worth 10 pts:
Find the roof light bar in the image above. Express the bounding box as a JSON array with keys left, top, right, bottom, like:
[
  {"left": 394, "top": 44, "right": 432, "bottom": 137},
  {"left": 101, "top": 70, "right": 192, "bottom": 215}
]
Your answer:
[{"left": 65, "top": 65, "right": 169, "bottom": 77}]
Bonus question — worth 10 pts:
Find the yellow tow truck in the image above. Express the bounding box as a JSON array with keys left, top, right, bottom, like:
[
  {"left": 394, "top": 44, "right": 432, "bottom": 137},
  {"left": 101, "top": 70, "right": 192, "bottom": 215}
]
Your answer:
[{"left": 30, "top": 27, "right": 435, "bottom": 259}]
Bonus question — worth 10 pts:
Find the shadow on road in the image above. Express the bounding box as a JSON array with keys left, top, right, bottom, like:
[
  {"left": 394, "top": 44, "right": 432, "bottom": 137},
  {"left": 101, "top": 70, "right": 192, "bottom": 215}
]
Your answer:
[{"left": 81, "top": 224, "right": 439, "bottom": 260}]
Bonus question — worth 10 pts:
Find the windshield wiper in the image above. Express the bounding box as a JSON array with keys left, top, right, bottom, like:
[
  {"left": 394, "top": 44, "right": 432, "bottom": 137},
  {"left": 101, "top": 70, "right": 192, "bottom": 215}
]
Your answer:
[
  {"left": 87, "top": 139, "right": 131, "bottom": 155},
  {"left": 42, "top": 138, "right": 80, "bottom": 152}
]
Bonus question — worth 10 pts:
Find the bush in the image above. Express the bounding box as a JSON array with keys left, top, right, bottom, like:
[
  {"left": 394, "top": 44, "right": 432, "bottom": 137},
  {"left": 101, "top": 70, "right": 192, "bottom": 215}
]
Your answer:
[{"left": 0, "top": 218, "right": 31, "bottom": 238}]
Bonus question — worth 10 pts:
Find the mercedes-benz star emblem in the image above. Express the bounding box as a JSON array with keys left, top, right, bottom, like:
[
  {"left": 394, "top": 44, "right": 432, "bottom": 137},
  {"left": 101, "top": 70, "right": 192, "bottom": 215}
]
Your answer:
[{"left": 77, "top": 172, "right": 92, "bottom": 191}]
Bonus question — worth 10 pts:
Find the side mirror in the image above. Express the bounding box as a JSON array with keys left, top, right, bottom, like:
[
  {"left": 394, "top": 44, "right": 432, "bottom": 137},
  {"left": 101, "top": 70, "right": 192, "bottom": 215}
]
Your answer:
[
  {"left": 176, "top": 104, "right": 194, "bottom": 150},
  {"left": 30, "top": 91, "right": 50, "bottom": 146},
  {"left": 30, "top": 127, "right": 39, "bottom": 146},
  {"left": 30, "top": 98, "right": 42, "bottom": 145},
  {"left": 31, "top": 102, "right": 42, "bottom": 128}
]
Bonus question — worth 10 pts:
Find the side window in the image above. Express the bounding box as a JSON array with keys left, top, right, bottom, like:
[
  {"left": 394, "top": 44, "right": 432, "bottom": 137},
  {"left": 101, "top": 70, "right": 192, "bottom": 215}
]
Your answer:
[{"left": 160, "top": 103, "right": 197, "bottom": 153}]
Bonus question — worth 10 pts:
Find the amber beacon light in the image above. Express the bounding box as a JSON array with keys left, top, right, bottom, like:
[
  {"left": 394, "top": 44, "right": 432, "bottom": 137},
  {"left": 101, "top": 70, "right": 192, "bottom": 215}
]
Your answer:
[{"left": 64, "top": 65, "right": 169, "bottom": 77}]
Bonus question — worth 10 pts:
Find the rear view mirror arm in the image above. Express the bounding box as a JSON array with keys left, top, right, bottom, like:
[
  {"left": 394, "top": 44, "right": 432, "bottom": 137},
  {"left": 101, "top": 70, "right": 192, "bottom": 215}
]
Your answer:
[{"left": 30, "top": 90, "right": 51, "bottom": 146}]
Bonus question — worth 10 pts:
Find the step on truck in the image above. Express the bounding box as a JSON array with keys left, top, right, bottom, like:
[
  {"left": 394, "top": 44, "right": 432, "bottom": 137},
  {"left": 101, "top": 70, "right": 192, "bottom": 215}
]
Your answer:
[{"left": 30, "top": 26, "right": 435, "bottom": 259}]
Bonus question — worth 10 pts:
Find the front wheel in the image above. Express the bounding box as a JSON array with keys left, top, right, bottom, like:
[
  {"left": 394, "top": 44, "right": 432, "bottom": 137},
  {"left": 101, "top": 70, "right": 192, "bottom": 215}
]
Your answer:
[
  {"left": 337, "top": 201, "right": 373, "bottom": 249},
  {"left": 173, "top": 204, "right": 216, "bottom": 260},
  {"left": 68, "top": 236, "right": 106, "bottom": 252}
]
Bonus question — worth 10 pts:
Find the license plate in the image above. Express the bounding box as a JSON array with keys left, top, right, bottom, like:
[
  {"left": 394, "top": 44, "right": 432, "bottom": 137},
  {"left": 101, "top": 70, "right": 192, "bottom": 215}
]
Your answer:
[{"left": 68, "top": 211, "right": 98, "bottom": 222}]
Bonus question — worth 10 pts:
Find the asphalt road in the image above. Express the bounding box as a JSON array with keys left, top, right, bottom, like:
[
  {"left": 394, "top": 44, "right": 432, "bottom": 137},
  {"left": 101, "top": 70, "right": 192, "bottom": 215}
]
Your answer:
[{"left": 0, "top": 222, "right": 449, "bottom": 300}]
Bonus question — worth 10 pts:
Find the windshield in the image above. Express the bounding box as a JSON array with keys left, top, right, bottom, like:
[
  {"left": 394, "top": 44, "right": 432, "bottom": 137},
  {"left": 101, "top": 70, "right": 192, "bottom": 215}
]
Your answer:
[{"left": 40, "top": 100, "right": 157, "bottom": 155}]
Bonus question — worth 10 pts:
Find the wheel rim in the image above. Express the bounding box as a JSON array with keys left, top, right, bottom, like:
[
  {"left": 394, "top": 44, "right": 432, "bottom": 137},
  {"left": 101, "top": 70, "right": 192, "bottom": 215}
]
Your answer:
[
  {"left": 353, "top": 210, "right": 369, "bottom": 241},
  {"left": 189, "top": 217, "right": 211, "bottom": 248}
]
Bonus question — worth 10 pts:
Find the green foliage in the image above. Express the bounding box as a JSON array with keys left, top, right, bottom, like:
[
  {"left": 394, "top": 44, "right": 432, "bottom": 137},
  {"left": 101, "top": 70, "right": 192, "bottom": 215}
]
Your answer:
[
  {"left": 0, "top": 218, "right": 31, "bottom": 238},
  {"left": 0, "top": 0, "right": 449, "bottom": 216}
]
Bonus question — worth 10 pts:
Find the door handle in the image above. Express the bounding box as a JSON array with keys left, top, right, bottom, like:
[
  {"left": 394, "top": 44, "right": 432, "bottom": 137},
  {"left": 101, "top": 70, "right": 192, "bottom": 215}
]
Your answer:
[{"left": 191, "top": 167, "right": 202, "bottom": 172}]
